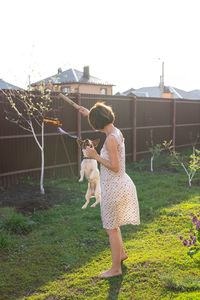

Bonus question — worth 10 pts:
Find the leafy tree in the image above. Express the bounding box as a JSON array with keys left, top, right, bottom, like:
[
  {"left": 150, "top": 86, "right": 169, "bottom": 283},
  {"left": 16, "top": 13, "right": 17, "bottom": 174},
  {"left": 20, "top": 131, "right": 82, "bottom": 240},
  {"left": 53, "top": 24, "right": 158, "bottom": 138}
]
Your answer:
[{"left": 1, "top": 86, "right": 54, "bottom": 194}]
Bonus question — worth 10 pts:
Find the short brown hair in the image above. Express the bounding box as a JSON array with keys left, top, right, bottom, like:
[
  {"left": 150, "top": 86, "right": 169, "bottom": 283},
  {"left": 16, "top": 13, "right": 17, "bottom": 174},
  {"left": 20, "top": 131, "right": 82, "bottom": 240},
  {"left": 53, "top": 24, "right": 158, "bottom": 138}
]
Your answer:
[{"left": 88, "top": 102, "right": 115, "bottom": 130}]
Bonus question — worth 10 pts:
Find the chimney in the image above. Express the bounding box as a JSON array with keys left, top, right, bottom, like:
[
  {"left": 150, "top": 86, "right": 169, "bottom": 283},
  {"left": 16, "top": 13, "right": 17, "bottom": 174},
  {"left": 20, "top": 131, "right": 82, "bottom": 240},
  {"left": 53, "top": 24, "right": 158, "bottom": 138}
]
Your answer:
[
  {"left": 58, "top": 67, "right": 62, "bottom": 74},
  {"left": 83, "top": 66, "right": 90, "bottom": 79}
]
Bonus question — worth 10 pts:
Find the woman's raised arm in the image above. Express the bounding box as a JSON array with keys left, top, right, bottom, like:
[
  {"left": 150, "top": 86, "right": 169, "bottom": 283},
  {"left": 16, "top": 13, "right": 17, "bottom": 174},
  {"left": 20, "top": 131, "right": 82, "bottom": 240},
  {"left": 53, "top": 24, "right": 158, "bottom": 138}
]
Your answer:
[{"left": 79, "top": 106, "right": 90, "bottom": 117}]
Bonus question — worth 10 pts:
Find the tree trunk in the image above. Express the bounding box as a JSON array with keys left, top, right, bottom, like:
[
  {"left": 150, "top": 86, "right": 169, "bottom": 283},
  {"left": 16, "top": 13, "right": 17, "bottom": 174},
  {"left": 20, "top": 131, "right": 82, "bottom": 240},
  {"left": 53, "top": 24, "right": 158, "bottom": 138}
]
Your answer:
[
  {"left": 188, "top": 176, "right": 192, "bottom": 187},
  {"left": 40, "top": 122, "right": 45, "bottom": 194},
  {"left": 151, "top": 155, "right": 154, "bottom": 172}
]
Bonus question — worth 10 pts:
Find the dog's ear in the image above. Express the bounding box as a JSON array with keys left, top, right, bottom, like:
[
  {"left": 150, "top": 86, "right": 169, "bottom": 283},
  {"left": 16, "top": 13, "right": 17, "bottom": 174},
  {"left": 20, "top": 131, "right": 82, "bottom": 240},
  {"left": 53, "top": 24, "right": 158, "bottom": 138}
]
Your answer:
[
  {"left": 92, "top": 138, "right": 100, "bottom": 148},
  {"left": 76, "top": 139, "right": 84, "bottom": 147}
]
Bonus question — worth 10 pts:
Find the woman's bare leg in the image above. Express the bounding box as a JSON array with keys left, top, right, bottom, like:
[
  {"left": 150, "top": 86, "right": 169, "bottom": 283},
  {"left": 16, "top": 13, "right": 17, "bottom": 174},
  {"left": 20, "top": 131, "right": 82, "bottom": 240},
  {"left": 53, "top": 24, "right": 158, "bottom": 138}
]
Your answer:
[
  {"left": 117, "top": 228, "right": 128, "bottom": 261},
  {"left": 99, "top": 228, "right": 122, "bottom": 278}
]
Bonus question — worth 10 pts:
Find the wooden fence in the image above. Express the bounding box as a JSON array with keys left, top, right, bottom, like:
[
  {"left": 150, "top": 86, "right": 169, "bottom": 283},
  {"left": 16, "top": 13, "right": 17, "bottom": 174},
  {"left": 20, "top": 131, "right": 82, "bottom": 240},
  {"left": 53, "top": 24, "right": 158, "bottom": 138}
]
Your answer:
[{"left": 0, "top": 91, "right": 200, "bottom": 188}]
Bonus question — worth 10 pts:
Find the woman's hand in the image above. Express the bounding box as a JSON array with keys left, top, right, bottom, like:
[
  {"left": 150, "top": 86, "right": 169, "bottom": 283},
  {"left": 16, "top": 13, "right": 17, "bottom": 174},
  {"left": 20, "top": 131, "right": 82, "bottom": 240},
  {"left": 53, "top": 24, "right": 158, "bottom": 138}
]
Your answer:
[
  {"left": 85, "top": 147, "right": 98, "bottom": 159},
  {"left": 79, "top": 106, "right": 90, "bottom": 117}
]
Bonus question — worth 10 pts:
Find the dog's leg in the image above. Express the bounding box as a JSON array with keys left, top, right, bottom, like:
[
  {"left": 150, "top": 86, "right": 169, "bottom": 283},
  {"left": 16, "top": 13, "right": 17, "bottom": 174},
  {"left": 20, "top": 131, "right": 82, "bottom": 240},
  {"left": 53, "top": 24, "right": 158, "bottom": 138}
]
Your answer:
[
  {"left": 90, "top": 184, "right": 101, "bottom": 208},
  {"left": 79, "top": 168, "right": 84, "bottom": 182},
  {"left": 89, "top": 169, "right": 97, "bottom": 181},
  {"left": 90, "top": 195, "right": 100, "bottom": 208},
  {"left": 82, "top": 184, "right": 91, "bottom": 209}
]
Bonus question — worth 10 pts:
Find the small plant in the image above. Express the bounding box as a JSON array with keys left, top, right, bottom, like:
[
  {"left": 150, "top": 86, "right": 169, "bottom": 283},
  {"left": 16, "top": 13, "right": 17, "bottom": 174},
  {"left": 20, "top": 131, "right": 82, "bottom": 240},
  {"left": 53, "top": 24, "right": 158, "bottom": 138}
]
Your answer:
[
  {"left": 0, "top": 210, "right": 36, "bottom": 234},
  {"left": 190, "top": 148, "right": 200, "bottom": 173},
  {"left": 189, "top": 131, "right": 200, "bottom": 154},
  {"left": 163, "top": 140, "right": 200, "bottom": 186},
  {"left": 0, "top": 230, "right": 13, "bottom": 250},
  {"left": 179, "top": 213, "right": 200, "bottom": 258},
  {"left": 147, "top": 130, "right": 163, "bottom": 172}
]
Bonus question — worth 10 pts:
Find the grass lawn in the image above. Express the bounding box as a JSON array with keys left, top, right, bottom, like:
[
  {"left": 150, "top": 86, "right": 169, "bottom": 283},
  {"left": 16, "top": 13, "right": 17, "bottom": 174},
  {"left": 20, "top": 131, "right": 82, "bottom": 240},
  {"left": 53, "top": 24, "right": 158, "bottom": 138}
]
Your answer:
[{"left": 0, "top": 154, "right": 200, "bottom": 300}]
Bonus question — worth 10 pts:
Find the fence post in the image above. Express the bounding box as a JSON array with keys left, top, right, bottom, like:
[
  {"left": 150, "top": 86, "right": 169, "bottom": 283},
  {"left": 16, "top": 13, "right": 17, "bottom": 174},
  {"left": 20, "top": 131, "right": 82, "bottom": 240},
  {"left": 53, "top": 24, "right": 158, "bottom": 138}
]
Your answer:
[
  {"left": 132, "top": 95, "right": 137, "bottom": 162},
  {"left": 172, "top": 99, "right": 176, "bottom": 150},
  {"left": 77, "top": 93, "right": 81, "bottom": 175}
]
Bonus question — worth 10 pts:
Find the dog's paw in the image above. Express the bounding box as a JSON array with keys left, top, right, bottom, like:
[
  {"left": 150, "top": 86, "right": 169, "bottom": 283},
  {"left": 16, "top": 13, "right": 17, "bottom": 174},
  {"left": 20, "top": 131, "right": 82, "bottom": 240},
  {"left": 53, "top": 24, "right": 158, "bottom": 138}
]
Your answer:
[
  {"left": 90, "top": 203, "right": 97, "bottom": 208},
  {"left": 79, "top": 178, "right": 83, "bottom": 183},
  {"left": 82, "top": 204, "right": 87, "bottom": 209}
]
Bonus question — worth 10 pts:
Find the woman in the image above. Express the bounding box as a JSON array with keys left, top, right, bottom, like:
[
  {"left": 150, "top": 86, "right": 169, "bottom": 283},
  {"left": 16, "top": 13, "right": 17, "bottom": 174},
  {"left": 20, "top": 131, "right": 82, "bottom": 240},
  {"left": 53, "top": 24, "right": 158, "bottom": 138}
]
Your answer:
[{"left": 79, "top": 102, "right": 140, "bottom": 278}]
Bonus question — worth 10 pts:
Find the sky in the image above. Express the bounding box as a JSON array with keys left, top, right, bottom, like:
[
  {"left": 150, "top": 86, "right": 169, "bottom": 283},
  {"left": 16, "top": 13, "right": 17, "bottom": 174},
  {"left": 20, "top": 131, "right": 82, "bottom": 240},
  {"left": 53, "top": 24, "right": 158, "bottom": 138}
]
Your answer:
[{"left": 1, "top": 0, "right": 200, "bottom": 94}]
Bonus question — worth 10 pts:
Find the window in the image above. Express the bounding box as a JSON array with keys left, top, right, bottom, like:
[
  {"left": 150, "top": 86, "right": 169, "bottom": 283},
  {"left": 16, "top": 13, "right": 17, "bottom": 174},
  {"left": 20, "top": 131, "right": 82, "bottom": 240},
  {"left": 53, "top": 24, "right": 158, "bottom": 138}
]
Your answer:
[
  {"left": 100, "top": 88, "right": 107, "bottom": 95},
  {"left": 62, "top": 86, "right": 71, "bottom": 93}
]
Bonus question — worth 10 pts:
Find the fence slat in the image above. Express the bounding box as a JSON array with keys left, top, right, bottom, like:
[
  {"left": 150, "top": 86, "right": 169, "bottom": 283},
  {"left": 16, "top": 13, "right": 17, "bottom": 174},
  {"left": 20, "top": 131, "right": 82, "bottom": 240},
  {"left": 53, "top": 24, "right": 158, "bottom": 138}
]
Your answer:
[
  {"left": 132, "top": 96, "right": 137, "bottom": 162},
  {"left": 77, "top": 93, "right": 81, "bottom": 175},
  {"left": 172, "top": 99, "right": 176, "bottom": 149}
]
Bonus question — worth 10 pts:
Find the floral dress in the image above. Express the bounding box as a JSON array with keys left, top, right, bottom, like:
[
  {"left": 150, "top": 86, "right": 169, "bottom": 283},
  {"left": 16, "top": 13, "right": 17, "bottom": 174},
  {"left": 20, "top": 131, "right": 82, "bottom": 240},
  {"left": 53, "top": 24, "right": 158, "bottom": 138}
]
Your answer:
[{"left": 100, "top": 128, "right": 140, "bottom": 229}]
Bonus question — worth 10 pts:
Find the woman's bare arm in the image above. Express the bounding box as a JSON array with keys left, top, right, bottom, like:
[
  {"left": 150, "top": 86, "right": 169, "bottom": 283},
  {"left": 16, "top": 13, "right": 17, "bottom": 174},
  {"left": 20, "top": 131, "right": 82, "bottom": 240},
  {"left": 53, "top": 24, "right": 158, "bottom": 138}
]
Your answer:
[{"left": 79, "top": 106, "right": 90, "bottom": 117}]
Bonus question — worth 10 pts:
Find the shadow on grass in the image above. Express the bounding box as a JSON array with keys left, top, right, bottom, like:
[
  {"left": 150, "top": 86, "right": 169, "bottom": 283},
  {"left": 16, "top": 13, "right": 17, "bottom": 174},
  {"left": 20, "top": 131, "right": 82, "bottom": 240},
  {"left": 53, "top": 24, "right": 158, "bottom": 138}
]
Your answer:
[{"left": 105, "top": 264, "right": 127, "bottom": 300}]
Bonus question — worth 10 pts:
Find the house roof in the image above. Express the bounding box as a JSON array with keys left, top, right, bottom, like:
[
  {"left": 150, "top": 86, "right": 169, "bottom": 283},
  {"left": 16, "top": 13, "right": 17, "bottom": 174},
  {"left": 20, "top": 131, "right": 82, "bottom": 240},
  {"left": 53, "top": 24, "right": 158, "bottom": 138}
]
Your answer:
[
  {"left": 117, "top": 86, "right": 200, "bottom": 100},
  {"left": 31, "top": 68, "right": 114, "bottom": 87},
  {"left": 0, "top": 79, "right": 21, "bottom": 90},
  {"left": 122, "top": 87, "right": 162, "bottom": 98},
  {"left": 170, "top": 87, "right": 200, "bottom": 100}
]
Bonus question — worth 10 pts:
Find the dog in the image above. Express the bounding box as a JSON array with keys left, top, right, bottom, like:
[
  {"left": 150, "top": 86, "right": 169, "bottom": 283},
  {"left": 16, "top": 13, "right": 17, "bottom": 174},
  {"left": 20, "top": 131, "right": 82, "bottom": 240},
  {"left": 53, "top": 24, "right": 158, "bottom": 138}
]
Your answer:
[{"left": 77, "top": 138, "right": 101, "bottom": 209}]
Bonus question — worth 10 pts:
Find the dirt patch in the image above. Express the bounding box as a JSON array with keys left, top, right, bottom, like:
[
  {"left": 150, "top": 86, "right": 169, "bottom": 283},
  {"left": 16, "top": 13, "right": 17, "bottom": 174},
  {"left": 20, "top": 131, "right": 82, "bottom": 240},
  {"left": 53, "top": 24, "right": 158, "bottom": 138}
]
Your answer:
[{"left": 0, "top": 184, "right": 83, "bottom": 215}]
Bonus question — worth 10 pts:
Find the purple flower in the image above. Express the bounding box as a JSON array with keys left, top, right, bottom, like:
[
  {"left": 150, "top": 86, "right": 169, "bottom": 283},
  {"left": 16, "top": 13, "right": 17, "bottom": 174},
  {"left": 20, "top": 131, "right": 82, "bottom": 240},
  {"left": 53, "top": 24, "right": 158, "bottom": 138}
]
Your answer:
[
  {"left": 188, "top": 240, "right": 192, "bottom": 247},
  {"left": 190, "top": 229, "right": 193, "bottom": 232},
  {"left": 193, "top": 236, "right": 197, "bottom": 244},
  {"left": 192, "top": 216, "right": 199, "bottom": 224},
  {"left": 190, "top": 234, "right": 195, "bottom": 240},
  {"left": 179, "top": 236, "right": 184, "bottom": 240},
  {"left": 196, "top": 221, "right": 200, "bottom": 230},
  {"left": 183, "top": 239, "right": 188, "bottom": 246},
  {"left": 190, "top": 213, "right": 195, "bottom": 217}
]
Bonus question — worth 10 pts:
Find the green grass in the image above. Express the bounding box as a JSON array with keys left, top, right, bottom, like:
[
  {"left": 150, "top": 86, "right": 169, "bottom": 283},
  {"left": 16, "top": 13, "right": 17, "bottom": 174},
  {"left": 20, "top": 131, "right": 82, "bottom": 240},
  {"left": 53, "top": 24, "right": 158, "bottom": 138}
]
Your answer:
[
  {"left": 0, "top": 156, "right": 200, "bottom": 299},
  {"left": 0, "top": 208, "right": 36, "bottom": 235}
]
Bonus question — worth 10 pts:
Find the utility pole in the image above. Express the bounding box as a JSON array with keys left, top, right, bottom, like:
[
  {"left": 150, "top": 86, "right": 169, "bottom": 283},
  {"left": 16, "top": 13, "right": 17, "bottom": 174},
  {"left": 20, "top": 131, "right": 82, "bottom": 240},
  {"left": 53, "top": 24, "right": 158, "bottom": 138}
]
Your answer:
[
  {"left": 161, "top": 61, "right": 164, "bottom": 92},
  {"left": 158, "top": 59, "right": 164, "bottom": 93}
]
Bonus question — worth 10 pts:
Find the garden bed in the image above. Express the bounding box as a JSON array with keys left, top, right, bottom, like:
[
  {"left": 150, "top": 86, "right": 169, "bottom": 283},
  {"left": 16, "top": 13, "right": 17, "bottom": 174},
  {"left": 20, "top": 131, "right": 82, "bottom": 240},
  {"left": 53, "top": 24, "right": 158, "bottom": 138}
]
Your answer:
[{"left": 0, "top": 184, "right": 82, "bottom": 214}]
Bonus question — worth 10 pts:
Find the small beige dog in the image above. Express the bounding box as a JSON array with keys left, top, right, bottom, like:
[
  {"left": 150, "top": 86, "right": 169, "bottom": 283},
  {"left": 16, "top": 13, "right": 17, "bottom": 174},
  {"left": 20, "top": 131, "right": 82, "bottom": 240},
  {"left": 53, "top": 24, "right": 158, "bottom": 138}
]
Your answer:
[{"left": 77, "top": 138, "right": 101, "bottom": 209}]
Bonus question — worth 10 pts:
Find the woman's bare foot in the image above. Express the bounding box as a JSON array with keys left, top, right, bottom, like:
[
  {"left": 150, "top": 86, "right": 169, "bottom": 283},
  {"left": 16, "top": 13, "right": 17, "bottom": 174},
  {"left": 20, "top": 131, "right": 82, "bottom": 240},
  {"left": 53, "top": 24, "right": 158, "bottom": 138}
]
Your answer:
[
  {"left": 121, "top": 254, "right": 128, "bottom": 262},
  {"left": 98, "top": 267, "right": 122, "bottom": 278}
]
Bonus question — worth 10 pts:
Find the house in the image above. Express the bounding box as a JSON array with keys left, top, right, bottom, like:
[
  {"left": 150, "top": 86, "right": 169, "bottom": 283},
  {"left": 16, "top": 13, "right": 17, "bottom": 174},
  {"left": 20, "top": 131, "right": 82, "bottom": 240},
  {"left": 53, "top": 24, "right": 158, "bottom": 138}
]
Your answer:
[
  {"left": 117, "top": 86, "right": 200, "bottom": 100},
  {"left": 117, "top": 61, "right": 200, "bottom": 100},
  {"left": 0, "top": 79, "right": 21, "bottom": 90},
  {"left": 31, "top": 66, "right": 114, "bottom": 95}
]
